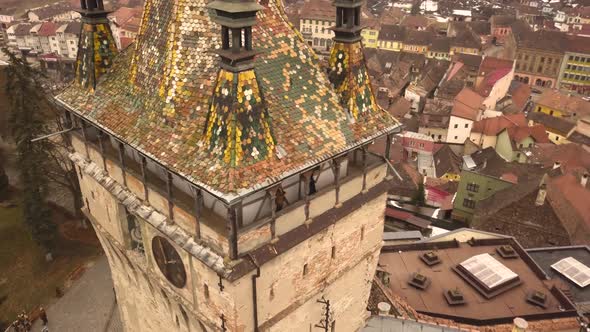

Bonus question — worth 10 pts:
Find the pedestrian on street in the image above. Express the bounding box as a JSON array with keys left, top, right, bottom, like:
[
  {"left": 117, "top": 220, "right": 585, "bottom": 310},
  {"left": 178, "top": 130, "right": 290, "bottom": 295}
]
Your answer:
[{"left": 39, "top": 307, "right": 48, "bottom": 326}]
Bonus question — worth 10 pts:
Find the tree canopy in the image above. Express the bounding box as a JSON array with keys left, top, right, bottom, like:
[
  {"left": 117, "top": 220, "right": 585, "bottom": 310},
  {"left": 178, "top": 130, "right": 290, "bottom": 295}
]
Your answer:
[{"left": 3, "top": 48, "right": 56, "bottom": 254}]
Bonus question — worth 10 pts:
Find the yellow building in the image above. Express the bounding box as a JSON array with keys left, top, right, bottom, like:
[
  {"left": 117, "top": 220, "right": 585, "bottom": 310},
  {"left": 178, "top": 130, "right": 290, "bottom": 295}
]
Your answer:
[
  {"left": 450, "top": 46, "right": 480, "bottom": 56},
  {"left": 361, "top": 28, "right": 379, "bottom": 48},
  {"left": 298, "top": 1, "right": 381, "bottom": 52},
  {"left": 377, "top": 24, "right": 405, "bottom": 51},
  {"left": 527, "top": 113, "right": 575, "bottom": 145},
  {"left": 401, "top": 30, "right": 432, "bottom": 54},
  {"left": 534, "top": 89, "right": 590, "bottom": 121}
]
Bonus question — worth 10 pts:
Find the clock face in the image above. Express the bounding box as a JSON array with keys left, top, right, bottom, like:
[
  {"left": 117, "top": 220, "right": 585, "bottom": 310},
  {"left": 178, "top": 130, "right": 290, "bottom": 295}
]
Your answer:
[{"left": 152, "top": 236, "right": 187, "bottom": 288}]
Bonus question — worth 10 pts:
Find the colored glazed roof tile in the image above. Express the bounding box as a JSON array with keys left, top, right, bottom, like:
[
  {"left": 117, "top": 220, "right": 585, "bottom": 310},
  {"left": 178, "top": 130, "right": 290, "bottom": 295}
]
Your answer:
[{"left": 56, "top": 0, "right": 398, "bottom": 198}]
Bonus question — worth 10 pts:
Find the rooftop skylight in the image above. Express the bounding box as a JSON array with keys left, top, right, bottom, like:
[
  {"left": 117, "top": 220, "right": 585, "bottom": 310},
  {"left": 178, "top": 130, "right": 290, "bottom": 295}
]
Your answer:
[
  {"left": 460, "top": 253, "right": 518, "bottom": 289},
  {"left": 551, "top": 257, "right": 590, "bottom": 288}
]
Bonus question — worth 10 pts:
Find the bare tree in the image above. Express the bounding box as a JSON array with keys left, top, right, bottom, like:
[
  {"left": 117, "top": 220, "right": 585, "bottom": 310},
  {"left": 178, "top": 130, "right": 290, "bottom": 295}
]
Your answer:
[
  {"left": 45, "top": 117, "right": 85, "bottom": 226},
  {"left": 0, "top": 145, "right": 9, "bottom": 201}
]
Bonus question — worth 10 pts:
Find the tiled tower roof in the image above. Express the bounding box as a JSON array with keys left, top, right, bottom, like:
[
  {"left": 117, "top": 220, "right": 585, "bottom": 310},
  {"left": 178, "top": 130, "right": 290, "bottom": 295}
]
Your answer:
[
  {"left": 74, "top": 2, "right": 118, "bottom": 90},
  {"left": 328, "top": 42, "right": 379, "bottom": 120},
  {"left": 203, "top": 0, "right": 275, "bottom": 167},
  {"left": 56, "top": 0, "right": 399, "bottom": 199},
  {"left": 204, "top": 69, "right": 275, "bottom": 166},
  {"left": 327, "top": 0, "right": 380, "bottom": 121}
]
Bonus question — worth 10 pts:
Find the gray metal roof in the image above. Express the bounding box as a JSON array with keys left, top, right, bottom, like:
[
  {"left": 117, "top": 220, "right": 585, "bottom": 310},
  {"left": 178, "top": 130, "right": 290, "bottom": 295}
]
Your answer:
[
  {"left": 362, "top": 316, "right": 466, "bottom": 332},
  {"left": 383, "top": 231, "right": 423, "bottom": 241},
  {"left": 527, "top": 246, "right": 590, "bottom": 314}
]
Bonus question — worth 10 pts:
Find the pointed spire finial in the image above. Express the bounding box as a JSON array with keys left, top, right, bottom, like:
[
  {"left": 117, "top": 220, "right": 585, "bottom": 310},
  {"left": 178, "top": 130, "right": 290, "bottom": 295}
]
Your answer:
[
  {"left": 207, "top": 0, "right": 264, "bottom": 72},
  {"left": 328, "top": 0, "right": 379, "bottom": 120},
  {"left": 74, "top": 0, "right": 118, "bottom": 90}
]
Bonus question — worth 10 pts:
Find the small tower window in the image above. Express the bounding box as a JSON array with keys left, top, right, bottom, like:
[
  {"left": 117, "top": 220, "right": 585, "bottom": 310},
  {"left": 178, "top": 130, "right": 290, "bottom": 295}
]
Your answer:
[
  {"left": 160, "top": 288, "right": 170, "bottom": 307},
  {"left": 331, "top": 246, "right": 336, "bottom": 259},
  {"left": 204, "top": 283, "right": 210, "bottom": 299},
  {"left": 303, "top": 263, "right": 308, "bottom": 276},
  {"left": 180, "top": 305, "right": 189, "bottom": 325}
]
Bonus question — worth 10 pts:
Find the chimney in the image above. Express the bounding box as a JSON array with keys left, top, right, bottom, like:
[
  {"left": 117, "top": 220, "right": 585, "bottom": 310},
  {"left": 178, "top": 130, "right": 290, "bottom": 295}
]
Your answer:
[
  {"left": 535, "top": 184, "right": 547, "bottom": 206},
  {"left": 553, "top": 161, "right": 561, "bottom": 170},
  {"left": 377, "top": 302, "right": 391, "bottom": 316},
  {"left": 512, "top": 317, "right": 528, "bottom": 332},
  {"left": 582, "top": 173, "right": 589, "bottom": 188}
]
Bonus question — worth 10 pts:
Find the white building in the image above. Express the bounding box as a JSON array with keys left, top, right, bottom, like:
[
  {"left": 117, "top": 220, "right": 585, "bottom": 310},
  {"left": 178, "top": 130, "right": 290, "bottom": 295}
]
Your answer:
[
  {"left": 475, "top": 57, "right": 516, "bottom": 117},
  {"left": 5, "top": 24, "right": 19, "bottom": 48},
  {"left": 298, "top": 1, "right": 335, "bottom": 54},
  {"left": 55, "top": 22, "right": 81, "bottom": 58},
  {"left": 451, "top": 9, "right": 472, "bottom": 22},
  {"left": 108, "top": 7, "right": 143, "bottom": 50},
  {"left": 25, "top": 24, "right": 42, "bottom": 53},
  {"left": 35, "top": 22, "right": 60, "bottom": 54},
  {"left": 420, "top": 0, "right": 438, "bottom": 13},
  {"left": 0, "top": 8, "right": 16, "bottom": 25},
  {"left": 446, "top": 88, "right": 483, "bottom": 144}
]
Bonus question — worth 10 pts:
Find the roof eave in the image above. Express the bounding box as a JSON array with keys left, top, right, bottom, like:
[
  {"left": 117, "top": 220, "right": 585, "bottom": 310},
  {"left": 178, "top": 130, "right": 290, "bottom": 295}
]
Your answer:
[{"left": 54, "top": 95, "right": 402, "bottom": 205}]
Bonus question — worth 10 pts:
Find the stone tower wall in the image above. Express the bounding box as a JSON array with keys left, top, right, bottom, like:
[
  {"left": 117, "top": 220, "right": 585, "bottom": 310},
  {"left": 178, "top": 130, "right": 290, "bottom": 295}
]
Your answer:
[{"left": 74, "top": 139, "right": 386, "bottom": 332}]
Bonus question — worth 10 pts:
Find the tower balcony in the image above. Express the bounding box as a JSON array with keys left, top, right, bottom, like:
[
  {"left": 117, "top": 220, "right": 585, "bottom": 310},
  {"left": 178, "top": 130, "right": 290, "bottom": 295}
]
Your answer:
[{"left": 66, "top": 111, "right": 396, "bottom": 264}]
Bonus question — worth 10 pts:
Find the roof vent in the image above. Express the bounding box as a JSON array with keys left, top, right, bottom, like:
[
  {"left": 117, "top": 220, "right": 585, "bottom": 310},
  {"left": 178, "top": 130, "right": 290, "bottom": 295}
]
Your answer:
[
  {"left": 376, "top": 265, "right": 391, "bottom": 286},
  {"left": 467, "top": 237, "right": 476, "bottom": 246},
  {"left": 420, "top": 251, "right": 441, "bottom": 266},
  {"left": 408, "top": 272, "right": 431, "bottom": 290},
  {"left": 444, "top": 288, "right": 467, "bottom": 305},
  {"left": 497, "top": 245, "right": 518, "bottom": 259},
  {"left": 526, "top": 290, "right": 547, "bottom": 308}
]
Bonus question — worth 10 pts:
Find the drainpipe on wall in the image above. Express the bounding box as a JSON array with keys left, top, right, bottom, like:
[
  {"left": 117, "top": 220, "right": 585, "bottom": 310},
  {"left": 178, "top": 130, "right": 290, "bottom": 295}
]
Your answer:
[{"left": 247, "top": 254, "right": 261, "bottom": 332}]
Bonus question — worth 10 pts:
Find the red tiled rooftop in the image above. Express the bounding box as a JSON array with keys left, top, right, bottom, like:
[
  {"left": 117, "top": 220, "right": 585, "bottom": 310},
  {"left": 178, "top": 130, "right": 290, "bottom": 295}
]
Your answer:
[
  {"left": 452, "top": 88, "right": 483, "bottom": 121},
  {"left": 537, "top": 89, "right": 590, "bottom": 118},
  {"left": 506, "top": 124, "right": 550, "bottom": 144},
  {"left": 528, "top": 143, "right": 590, "bottom": 173},
  {"left": 37, "top": 21, "right": 58, "bottom": 37},
  {"left": 120, "top": 37, "right": 134, "bottom": 49},
  {"left": 509, "top": 82, "right": 531, "bottom": 110},
  {"left": 299, "top": 0, "right": 334, "bottom": 21},
  {"left": 471, "top": 114, "right": 527, "bottom": 136},
  {"left": 547, "top": 172, "right": 590, "bottom": 232},
  {"left": 478, "top": 56, "right": 513, "bottom": 77}
]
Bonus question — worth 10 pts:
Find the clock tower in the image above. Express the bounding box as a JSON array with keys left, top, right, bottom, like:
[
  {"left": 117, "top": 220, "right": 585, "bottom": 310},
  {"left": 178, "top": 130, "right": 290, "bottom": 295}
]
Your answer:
[{"left": 56, "top": 0, "right": 400, "bottom": 330}]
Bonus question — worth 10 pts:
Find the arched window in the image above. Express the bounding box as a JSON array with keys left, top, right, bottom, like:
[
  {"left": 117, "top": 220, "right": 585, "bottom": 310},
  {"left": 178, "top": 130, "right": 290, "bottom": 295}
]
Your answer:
[
  {"left": 535, "top": 79, "right": 543, "bottom": 86},
  {"left": 313, "top": 38, "right": 319, "bottom": 46}
]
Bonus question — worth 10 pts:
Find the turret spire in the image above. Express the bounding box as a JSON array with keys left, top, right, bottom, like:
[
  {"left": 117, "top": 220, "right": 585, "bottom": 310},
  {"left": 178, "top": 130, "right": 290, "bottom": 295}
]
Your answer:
[
  {"left": 74, "top": 0, "right": 118, "bottom": 90},
  {"left": 203, "top": 0, "right": 276, "bottom": 167},
  {"left": 328, "top": 0, "right": 379, "bottom": 121}
]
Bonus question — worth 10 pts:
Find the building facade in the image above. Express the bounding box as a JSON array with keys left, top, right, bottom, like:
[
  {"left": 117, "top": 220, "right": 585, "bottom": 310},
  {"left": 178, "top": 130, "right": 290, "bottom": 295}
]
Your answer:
[
  {"left": 557, "top": 51, "right": 590, "bottom": 95},
  {"left": 514, "top": 46, "right": 563, "bottom": 88},
  {"left": 452, "top": 170, "right": 515, "bottom": 222}
]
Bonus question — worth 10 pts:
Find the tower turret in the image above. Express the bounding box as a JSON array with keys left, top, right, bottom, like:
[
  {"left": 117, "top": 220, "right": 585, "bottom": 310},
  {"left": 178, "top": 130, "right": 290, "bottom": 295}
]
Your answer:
[
  {"left": 204, "top": 0, "right": 275, "bottom": 167},
  {"left": 75, "top": 0, "right": 118, "bottom": 90},
  {"left": 328, "top": 0, "right": 379, "bottom": 121}
]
